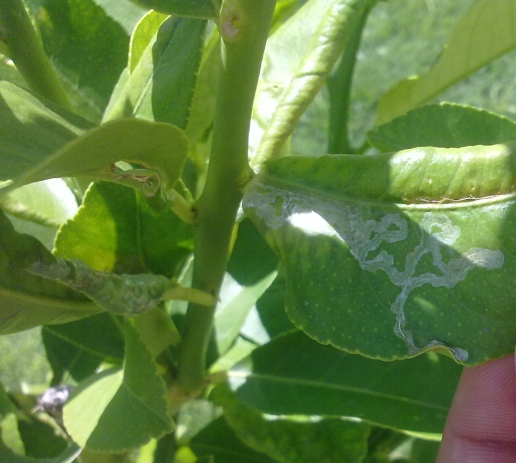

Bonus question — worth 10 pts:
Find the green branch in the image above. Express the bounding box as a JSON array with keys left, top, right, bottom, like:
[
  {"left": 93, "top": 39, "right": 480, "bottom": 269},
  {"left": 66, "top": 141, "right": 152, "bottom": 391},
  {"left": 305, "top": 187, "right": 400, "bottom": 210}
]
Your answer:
[
  {"left": 175, "top": 0, "right": 276, "bottom": 393},
  {"left": 0, "top": 0, "right": 71, "bottom": 108}
]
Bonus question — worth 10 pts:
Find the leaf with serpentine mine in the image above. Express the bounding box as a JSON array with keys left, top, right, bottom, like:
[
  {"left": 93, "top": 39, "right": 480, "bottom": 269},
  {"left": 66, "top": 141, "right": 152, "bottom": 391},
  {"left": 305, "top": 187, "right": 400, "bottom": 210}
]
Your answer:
[{"left": 243, "top": 142, "right": 516, "bottom": 365}]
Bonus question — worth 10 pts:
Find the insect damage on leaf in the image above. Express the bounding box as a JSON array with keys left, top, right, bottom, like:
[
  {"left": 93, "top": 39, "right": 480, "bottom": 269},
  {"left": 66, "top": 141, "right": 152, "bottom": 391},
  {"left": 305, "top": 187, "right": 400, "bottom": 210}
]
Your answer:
[{"left": 244, "top": 182, "right": 505, "bottom": 361}]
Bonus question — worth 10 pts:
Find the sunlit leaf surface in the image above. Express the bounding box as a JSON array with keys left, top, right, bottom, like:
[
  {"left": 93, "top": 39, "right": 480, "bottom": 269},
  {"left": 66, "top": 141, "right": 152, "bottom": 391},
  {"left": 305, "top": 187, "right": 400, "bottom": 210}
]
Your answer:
[{"left": 244, "top": 143, "right": 516, "bottom": 364}]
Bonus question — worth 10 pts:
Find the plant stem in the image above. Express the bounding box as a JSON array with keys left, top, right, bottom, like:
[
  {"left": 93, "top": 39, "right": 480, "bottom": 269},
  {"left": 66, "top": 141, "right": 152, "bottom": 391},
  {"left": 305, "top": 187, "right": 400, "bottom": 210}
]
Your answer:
[
  {"left": 327, "top": 3, "right": 372, "bottom": 154},
  {"left": 0, "top": 0, "right": 71, "bottom": 109},
  {"left": 175, "top": 0, "right": 276, "bottom": 393}
]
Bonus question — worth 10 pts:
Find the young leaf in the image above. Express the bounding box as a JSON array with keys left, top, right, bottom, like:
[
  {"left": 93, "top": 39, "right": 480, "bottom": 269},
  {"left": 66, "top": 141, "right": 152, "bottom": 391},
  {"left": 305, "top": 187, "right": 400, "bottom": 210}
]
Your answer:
[
  {"left": 54, "top": 182, "right": 193, "bottom": 278},
  {"left": 228, "top": 331, "right": 461, "bottom": 434},
  {"left": 1, "top": 118, "right": 188, "bottom": 195},
  {"left": 62, "top": 320, "right": 174, "bottom": 452},
  {"left": 104, "top": 16, "right": 206, "bottom": 128},
  {"left": 250, "top": 0, "right": 377, "bottom": 167},
  {"left": 23, "top": 0, "right": 130, "bottom": 123},
  {"left": 368, "top": 103, "right": 516, "bottom": 152},
  {"left": 128, "top": 10, "right": 169, "bottom": 73},
  {"left": 211, "top": 384, "right": 370, "bottom": 463},
  {"left": 243, "top": 143, "right": 516, "bottom": 364},
  {"left": 376, "top": 0, "right": 516, "bottom": 125},
  {"left": 128, "top": 0, "right": 219, "bottom": 20}
]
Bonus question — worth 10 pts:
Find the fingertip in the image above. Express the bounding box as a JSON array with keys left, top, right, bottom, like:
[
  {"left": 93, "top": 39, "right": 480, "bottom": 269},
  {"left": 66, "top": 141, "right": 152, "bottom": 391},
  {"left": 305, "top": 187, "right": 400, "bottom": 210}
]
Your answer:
[{"left": 437, "top": 355, "right": 516, "bottom": 463}]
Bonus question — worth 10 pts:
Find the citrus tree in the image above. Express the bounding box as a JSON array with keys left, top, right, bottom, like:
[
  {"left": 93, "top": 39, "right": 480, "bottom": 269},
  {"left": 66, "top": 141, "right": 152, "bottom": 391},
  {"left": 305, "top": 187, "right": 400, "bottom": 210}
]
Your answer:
[{"left": 1, "top": 0, "right": 516, "bottom": 461}]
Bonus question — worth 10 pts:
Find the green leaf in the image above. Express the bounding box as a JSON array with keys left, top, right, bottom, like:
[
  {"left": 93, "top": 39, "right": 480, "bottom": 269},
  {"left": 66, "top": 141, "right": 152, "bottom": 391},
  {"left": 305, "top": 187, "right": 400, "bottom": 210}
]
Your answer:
[
  {"left": 243, "top": 145, "right": 516, "bottom": 364},
  {"left": 227, "top": 218, "right": 278, "bottom": 286},
  {"left": 55, "top": 182, "right": 193, "bottom": 277},
  {"left": 1, "top": 179, "right": 78, "bottom": 250},
  {"left": 250, "top": 0, "right": 376, "bottom": 167},
  {"left": 214, "top": 272, "right": 276, "bottom": 355},
  {"left": 42, "top": 312, "right": 125, "bottom": 383},
  {"left": 0, "top": 382, "right": 24, "bottom": 456},
  {"left": 93, "top": 0, "right": 148, "bottom": 35},
  {"left": 0, "top": 437, "right": 81, "bottom": 463},
  {"left": 0, "top": 330, "right": 52, "bottom": 390},
  {"left": 63, "top": 320, "right": 174, "bottom": 452},
  {"left": 212, "top": 385, "right": 370, "bottom": 463},
  {"left": 376, "top": 0, "right": 516, "bottom": 125},
  {"left": 368, "top": 104, "right": 516, "bottom": 152},
  {"left": 228, "top": 331, "right": 461, "bottom": 434},
  {"left": 189, "top": 416, "right": 278, "bottom": 463},
  {"left": 24, "top": 0, "right": 130, "bottom": 123},
  {"left": 128, "top": 0, "right": 219, "bottom": 19},
  {"left": 255, "top": 270, "right": 295, "bottom": 339},
  {"left": 128, "top": 10, "right": 169, "bottom": 73},
  {"left": 1, "top": 118, "right": 189, "bottom": 195},
  {"left": 0, "top": 82, "right": 94, "bottom": 181},
  {"left": 0, "top": 210, "right": 100, "bottom": 335},
  {"left": 104, "top": 16, "right": 206, "bottom": 129},
  {"left": 184, "top": 28, "right": 219, "bottom": 147},
  {"left": 17, "top": 416, "right": 68, "bottom": 459}
]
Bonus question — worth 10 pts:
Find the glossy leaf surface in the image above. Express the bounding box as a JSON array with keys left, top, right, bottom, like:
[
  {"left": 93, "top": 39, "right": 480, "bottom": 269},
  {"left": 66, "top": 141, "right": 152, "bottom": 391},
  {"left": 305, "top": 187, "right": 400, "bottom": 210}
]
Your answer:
[
  {"left": 212, "top": 385, "right": 370, "bottom": 463},
  {"left": 63, "top": 320, "right": 174, "bottom": 452},
  {"left": 105, "top": 16, "right": 206, "bottom": 128},
  {"left": 369, "top": 104, "right": 516, "bottom": 152},
  {"left": 250, "top": 0, "right": 376, "bottom": 167},
  {"left": 54, "top": 182, "right": 193, "bottom": 277},
  {"left": 24, "top": 0, "right": 129, "bottom": 123},
  {"left": 228, "top": 331, "right": 461, "bottom": 433},
  {"left": 376, "top": 0, "right": 516, "bottom": 125},
  {"left": 1, "top": 118, "right": 188, "bottom": 195},
  {"left": 243, "top": 143, "right": 516, "bottom": 364}
]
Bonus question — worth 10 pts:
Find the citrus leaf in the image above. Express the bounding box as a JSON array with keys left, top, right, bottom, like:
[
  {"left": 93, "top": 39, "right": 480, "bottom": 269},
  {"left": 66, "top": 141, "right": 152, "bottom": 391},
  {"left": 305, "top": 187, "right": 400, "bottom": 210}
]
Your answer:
[
  {"left": 0, "top": 82, "right": 94, "bottom": 181},
  {"left": 228, "top": 331, "right": 461, "bottom": 434},
  {"left": 190, "top": 416, "right": 277, "bottom": 463},
  {"left": 42, "top": 312, "right": 125, "bottom": 383},
  {"left": 376, "top": 0, "right": 516, "bottom": 125},
  {"left": 27, "top": 257, "right": 175, "bottom": 316},
  {"left": 1, "top": 118, "right": 188, "bottom": 194},
  {"left": 227, "top": 218, "right": 278, "bottom": 286},
  {"left": 243, "top": 143, "right": 516, "bottom": 364},
  {"left": 211, "top": 384, "right": 370, "bottom": 463},
  {"left": 368, "top": 103, "right": 516, "bottom": 152},
  {"left": 23, "top": 0, "right": 129, "bottom": 123},
  {"left": 104, "top": 16, "right": 206, "bottom": 129},
  {"left": 0, "top": 210, "right": 100, "bottom": 335},
  {"left": 54, "top": 182, "right": 193, "bottom": 278},
  {"left": 63, "top": 320, "right": 174, "bottom": 452},
  {"left": 214, "top": 272, "right": 276, "bottom": 355},
  {"left": 0, "top": 437, "right": 81, "bottom": 463},
  {"left": 250, "top": 0, "right": 376, "bottom": 167},
  {"left": 128, "top": 10, "right": 169, "bottom": 73},
  {"left": 128, "top": 0, "right": 219, "bottom": 19}
]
